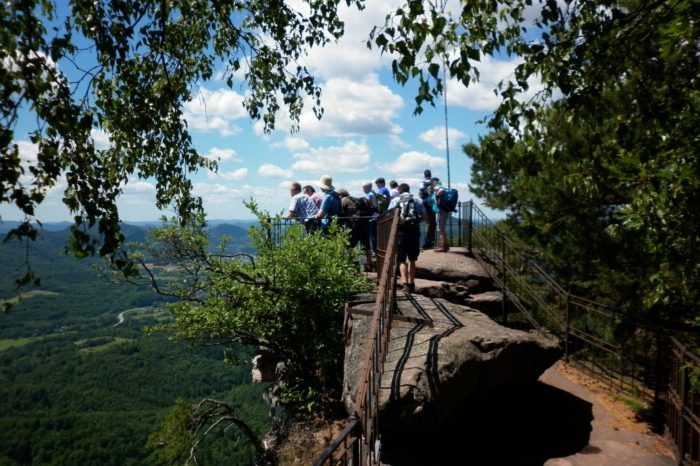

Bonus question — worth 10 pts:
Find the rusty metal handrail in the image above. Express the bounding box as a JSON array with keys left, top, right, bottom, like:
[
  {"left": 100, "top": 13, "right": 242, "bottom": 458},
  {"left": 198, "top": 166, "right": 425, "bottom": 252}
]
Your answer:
[
  {"left": 667, "top": 337, "right": 700, "bottom": 466},
  {"left": 461, "top": 200, "right": 700, "bottom": 465},
  {"left": 463, "top": 200, "right": 653, "bottom": 393},
  {"left": 313, "top": 209, "right": 400, "bottom": 466}
]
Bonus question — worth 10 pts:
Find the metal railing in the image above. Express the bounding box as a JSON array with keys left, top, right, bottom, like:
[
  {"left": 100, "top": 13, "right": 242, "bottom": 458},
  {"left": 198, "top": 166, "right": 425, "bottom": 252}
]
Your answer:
[
  {"left": 668, "top": 337, "right": 700, "bottom": 466},
  {"left": 266, "top": 215, "right": 377, "bottom": 272},
  {"left": 313, "top": 209, "right": 400, "bottom": 466},
  {"left": 265, "top": 215, "right": 375, "bottom": 244},
  {"left": 459, "top": 200, "right": 700, "bottom": 465}
]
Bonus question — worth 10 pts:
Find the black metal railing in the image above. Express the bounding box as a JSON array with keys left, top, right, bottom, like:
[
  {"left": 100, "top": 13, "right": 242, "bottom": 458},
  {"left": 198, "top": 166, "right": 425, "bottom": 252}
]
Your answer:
[
  {"left": 668, "top": 337, "right": 700, "bottom": 466},
  {"left": 460, "top": 199, "right": 699, "bottom": 465},
  {"left": 313, "top": 209, "right": 400, "bottom": 466},
  {"left": 266, "top": 215, "right": 377, "bottom": 272}
]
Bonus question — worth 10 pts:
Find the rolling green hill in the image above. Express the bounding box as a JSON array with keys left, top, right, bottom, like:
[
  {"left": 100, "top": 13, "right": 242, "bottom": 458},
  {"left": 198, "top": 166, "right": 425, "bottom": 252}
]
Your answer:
[{"left": 0, "top": 223, "right": 266, "bottom": 465}]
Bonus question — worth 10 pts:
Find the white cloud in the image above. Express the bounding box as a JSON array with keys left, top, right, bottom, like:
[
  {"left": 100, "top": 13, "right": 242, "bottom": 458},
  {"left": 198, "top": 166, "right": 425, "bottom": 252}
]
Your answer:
[
  {"left": 203, "top": 147, "right": 241, "bottom": 162},
  {"left": 15, "top": 140, "right": 39, "bottom": 164},
  {"left": 208, "top": 167, "right": 249, "bottom": 181},
  {"left": 258, "top": 163, "right": 293, "bottom": 179},
  {"left": 183, "top": 88, "right": 247, "bottom": 136},
  {"left": 295, "top": 75, "right": 404, "bottom": 137},
  {"left": 193, "top": 183, "right": 243, "bottom": 205},
  {"left": 123, "top": 180, "right": 156, "bottom": 194},
  {"left": 419, "top": 126, "right": 466, "bottom": 150},
  {"left": 272, "top": 136, "right": 310, "bottom": 152},
  {"left": 189, "top": 116, "right": 241, "bottom": 137},
  {"left": 389, "top": 134, "right": 411, "bottom": 150},
  {"left": 265, "top": 75, "right": 403, "bottom": 139},
  {"left": 301, "top": 1, "right": 397, "bottom": 80},
  {"left": 377, "top": 151, "right": 446, "bottom": 176},
  {"left": 447, "top": 56, "right": 544, "bottom": 111},
  {"left": 91, "top": 129, "right": 111, "bottom": 150},
  {"left": 291, "top": 140, "right": 370, "bottom": 175}
]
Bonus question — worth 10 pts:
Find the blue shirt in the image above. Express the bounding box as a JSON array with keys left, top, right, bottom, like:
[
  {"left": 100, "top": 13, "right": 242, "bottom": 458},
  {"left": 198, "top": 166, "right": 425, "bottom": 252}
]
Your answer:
[
  {"left": 364, "top": 191, "right": 378, "bottom": 218},
  {"left": 430, "top": 183, "right": 444, "bottom": 213},
  {"left": 319, "top": 190, "right": 341, "bottom": 228},
  {"left": 289, "top": 193, "right": 319, "bottom": 219},
  {"left": 377, "top": 186, "right": 390, "bottom": 199}
]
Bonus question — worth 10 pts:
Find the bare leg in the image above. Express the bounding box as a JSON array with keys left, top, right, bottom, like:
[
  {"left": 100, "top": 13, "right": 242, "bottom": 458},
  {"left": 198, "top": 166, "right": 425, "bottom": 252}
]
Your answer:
[
  {"left": 407, "top": 259, "right": 416, "bottom": 284},
  {"left": 399, "top": 261, "right": 409, "bottom": 285},
  {"left": 440, "top": 231, "right": 448, "bottom": 251}
]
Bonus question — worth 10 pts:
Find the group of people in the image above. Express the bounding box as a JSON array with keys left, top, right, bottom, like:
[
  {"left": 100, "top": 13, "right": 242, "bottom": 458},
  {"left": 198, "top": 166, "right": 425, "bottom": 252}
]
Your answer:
[{"left": 285, "top": 170, "right": 454, "bottom": 292}]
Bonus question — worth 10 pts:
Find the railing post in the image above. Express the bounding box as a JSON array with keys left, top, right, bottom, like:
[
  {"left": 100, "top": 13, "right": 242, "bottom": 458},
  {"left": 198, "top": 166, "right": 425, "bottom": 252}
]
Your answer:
[
  {"left": 458, "top": 201, "right": 462, "bottom": 247},
  {"left": 678, "top": 343, "right": 687, "bottom": 459},
  {"left": 564, "top": 294, "right": 571, "bottom": 362},
  {"left": 467, "top": 200, "right": 473, "bottom": 254},
  {"left": 501, "top": 233, "right": 507, "bottom": 325}
]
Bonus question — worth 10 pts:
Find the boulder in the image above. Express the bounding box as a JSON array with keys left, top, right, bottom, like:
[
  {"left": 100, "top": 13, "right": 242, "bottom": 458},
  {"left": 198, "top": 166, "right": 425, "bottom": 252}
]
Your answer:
[
  {"left": 464, "top": 290, "right": 504, "bottom": 317},
  {"left": 252, "top": 353, "right": 278, "bottom": 383},
  {"left": 412, "top": 279, "right": 503, "bottom": 314},
  {"left": 343, "top": 294, "right": 561, "bottom": 435},
  {"left": 415, "top": 247, "right": 494, "bottom": 293}
]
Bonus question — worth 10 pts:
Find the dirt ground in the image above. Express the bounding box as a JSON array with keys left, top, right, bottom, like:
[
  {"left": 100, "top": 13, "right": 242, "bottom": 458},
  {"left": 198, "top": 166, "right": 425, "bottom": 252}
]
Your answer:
[
  {"left": 275, "top": 418, "right": 346, "bottom": 466},
  {"left": 542, "top": 362, "right": 676, "bottom": 466}
]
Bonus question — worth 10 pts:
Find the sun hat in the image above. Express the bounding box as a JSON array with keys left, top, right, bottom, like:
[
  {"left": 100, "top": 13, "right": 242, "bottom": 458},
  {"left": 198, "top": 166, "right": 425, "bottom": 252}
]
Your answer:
[{"left": 318, "top": 175, "right": 334, "bottom": 191}]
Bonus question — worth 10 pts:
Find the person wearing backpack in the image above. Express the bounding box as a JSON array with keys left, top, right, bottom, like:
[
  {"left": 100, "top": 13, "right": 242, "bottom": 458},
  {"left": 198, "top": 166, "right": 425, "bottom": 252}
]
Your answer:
[
  {"left": 315, "top": 175, "right": 341, "bottom": 233},
  {"left": 286, "top": 181, "right": 319, "bottom": 231},
  {"left": 430, "top": 177, "right": 457, "bottom": 252},
  {"left": 388, "top": 183, "right": 424, "bottom": 293},
  {"left": 337, "top": 188, "right": 356, "bottom": 230},
  {"left": 419, "top": 186, "right": 436, "bottom": 249},
  {"left": 362, "top": 182, "right": 379, "bottom": 254},
  {"left": 373, "top": 178, "right": 390, "bottom": 214}
]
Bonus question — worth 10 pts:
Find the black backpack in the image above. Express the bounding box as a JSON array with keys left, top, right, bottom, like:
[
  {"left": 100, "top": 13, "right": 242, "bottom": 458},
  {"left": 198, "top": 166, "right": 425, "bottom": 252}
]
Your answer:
[
  {"left": 398, "top": 194, "right": 420, "bottom": 227},
  {"left": 350, "top": 196, "right": 373, "bottom": 217}
]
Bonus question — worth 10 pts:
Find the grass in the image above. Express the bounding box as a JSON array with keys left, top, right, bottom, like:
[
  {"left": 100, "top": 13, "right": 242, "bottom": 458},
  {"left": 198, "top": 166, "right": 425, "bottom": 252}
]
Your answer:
[
  {"left": 611, "top": 393, "right": 647, "bottom": 414},
  {"left": 0, "top": 331, "right": 74, "bottom": 352},
  {"left": 0, "top": 290, "right": 60, "bottom": 307},
  {"left": 76, "top": 337, "right": 134, "bottom": 354},
  {"left": 609, "top": 392, "right": 663, "bottom": 429},
  {"left": 0, "top": 336, "right": 41, "bottom": 351}
]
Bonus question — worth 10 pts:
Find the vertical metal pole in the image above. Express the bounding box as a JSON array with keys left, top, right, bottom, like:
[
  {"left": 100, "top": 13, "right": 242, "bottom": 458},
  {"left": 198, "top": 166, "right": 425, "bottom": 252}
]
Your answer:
[
  {"left": 678, "top": 341, "right": 686, "bottom": 460},
  {"left": 564, "top": 294, "right": 571, "bottom": 362},
  {"left": 458, "top": 201, "right": 462, "bottom": 247},
  {"left": 654, "top": 330, "right": 663, "bottom": 411},
  {"left": 443, "top": 64, "right": 451, "bottom": 189},
  {"left": 501, "top": 233, "right": 507, "bottom": 325},
  {"left": 467, "top": 200, "right": 473, "bottom": 254}
]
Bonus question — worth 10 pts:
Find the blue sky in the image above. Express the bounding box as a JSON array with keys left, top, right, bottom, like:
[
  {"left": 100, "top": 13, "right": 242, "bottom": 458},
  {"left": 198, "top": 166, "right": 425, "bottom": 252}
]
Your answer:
[{"left": 1, "top": 1, "right": 539, "bottom": 223}]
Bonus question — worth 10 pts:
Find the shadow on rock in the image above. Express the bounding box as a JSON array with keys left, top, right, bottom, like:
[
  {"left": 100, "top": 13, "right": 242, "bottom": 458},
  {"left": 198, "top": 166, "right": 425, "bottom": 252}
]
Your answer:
[{"left": 380, "top": 380, "right": 593, "bottom": 466}]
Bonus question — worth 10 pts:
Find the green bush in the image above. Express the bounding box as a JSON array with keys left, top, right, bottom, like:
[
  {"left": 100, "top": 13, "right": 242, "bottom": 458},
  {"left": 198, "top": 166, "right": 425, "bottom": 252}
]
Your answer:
[{"left": 123, "top": 203, "right": 372, "bottom": 415}]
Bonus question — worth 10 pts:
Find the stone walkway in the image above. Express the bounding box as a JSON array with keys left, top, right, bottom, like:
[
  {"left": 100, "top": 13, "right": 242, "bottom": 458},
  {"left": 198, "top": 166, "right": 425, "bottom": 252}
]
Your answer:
[{"left": 541, "top": 365, "right": 676, "bottom": 466}]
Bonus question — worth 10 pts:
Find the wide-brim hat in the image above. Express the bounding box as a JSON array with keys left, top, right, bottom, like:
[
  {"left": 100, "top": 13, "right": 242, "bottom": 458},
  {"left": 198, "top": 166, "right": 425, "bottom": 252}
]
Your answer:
[{"left": 318, "top": 175, "right": 334, "bottom": 191}]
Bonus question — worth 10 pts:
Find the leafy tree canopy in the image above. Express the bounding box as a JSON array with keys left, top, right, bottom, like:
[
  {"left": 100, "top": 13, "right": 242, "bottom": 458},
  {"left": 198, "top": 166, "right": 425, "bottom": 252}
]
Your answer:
[
  {"left": 389, "top": 0, "right": 700, "bottom": 325},
  {"left": 1, "top": 0, "right": 362, "bottom": 264}
]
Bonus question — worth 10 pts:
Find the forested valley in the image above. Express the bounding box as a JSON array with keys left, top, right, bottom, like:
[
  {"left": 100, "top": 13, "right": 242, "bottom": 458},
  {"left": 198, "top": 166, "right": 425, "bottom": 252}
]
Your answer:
[{"left": 0, "top": 222, "right": 265, "bottom": 465}]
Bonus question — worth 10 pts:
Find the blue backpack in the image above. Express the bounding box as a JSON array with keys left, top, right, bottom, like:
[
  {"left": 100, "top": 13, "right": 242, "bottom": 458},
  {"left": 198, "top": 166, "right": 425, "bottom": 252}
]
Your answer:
[{"left": 437, "top": 188, "right": 458, "bottom": 212}]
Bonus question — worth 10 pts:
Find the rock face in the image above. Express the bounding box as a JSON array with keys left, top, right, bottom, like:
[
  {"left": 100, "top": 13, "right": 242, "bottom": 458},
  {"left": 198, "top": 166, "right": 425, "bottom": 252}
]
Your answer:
[
  {"left": 415, "top": 247, "right": 493, "bottom": 291},
  {"left": 343, "top": 294, "right": 561, "bottom": 435},
  {"left": 412, "top": 248, "right": 503, "bottom": 315}
]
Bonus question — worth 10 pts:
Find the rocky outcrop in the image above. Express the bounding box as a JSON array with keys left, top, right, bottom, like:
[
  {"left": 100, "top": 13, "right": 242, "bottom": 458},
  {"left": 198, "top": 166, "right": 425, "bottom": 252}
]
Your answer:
[
  {"left": 415, "top": 247, "right": 493, "bottom": 292},
  {"left": 343, "top": 294, "right": 561, "bottom": 435}
]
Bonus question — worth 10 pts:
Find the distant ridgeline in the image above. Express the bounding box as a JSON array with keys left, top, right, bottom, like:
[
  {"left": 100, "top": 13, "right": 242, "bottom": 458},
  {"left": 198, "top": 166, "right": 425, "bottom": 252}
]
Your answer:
[
  {"left": 0, "top": 221, "right": 266, "bottom": 466},
  {"left": 0, "top": 221, "right": 255, "bottom": 338}
]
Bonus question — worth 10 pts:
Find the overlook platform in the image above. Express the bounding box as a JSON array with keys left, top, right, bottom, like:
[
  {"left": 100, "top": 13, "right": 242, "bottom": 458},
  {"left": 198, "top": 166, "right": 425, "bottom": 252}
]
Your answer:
[{"left": 345, "top": 248, "right": 677, "bottom": 466}]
